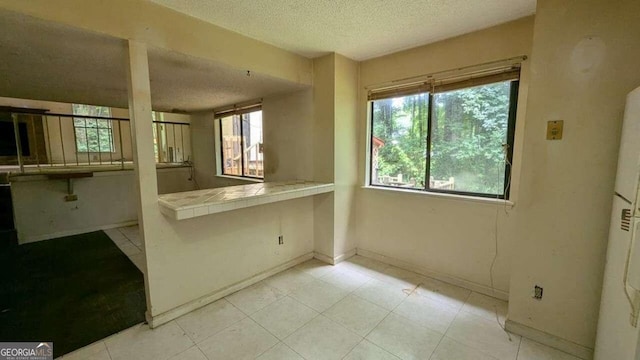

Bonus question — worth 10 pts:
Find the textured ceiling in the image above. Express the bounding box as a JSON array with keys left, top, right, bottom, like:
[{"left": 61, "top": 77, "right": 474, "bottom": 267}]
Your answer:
[
  {"left": 148, "top": 0, "right": 536, "bottom": 60},
  {"left": 0, "top": 10, "right": 307, "bottom": 112}
]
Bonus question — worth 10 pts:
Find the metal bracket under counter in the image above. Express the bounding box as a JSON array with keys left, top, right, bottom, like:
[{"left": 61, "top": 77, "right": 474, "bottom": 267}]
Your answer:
[
  {"left": 158, "top": 180, "right": 334, "bottom": 220},
  {"left": 46, "top": 172, "right": 93, "bottom": 202}
]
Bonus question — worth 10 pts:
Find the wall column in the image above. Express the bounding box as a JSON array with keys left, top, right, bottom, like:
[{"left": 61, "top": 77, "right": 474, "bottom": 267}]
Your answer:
[
  {"left": 125, "top": 39, "right": 157, "bottom": 322},
  {"left": 312, "top": 53, "right": 359, "bottom": 263}
]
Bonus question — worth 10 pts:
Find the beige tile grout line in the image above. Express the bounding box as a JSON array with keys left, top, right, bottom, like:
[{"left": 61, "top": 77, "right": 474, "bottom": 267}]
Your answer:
[
  {"left": 175, "top": 298, "right": 248, "bottom": 350},
  {"left": 515, "top": 336, "right": 523, "bottom": 360},
  {"left": 95, "top": 257, "right": 503, "bottom": 360},
  {"left": 428, "top": 293, "right": 465, "bottom": 360},
  {"left": 170, "top": 318, "right": 197, "bottom": 347},
  {"left": 116, "top": 227, "right": 142, "bottom": 251},
  {"left": 103, "top": 341, "right": 114, "bottom": 360},
  {"left": 350, "top": 259, "right": 518, "bottom": 359},
  {"left": 255, "top": 271, "right": 381, "bottom": 359},
  {"left": 337, "top": 275, "right": 413, "bottom": 359},
  {"left": 437, "top": 291, "right": 519, "bottom": 360},
  {"left": 247, "top": 294, "right": 320, "bottom": 357}
]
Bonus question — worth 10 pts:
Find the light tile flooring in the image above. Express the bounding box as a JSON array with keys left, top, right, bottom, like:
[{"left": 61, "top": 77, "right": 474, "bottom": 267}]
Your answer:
[
  {"left": 64, "top": 233, "right": 581, "bottom": 360},
  {"left": 104, "top": 226, "right": 146, "bottom": 273}
]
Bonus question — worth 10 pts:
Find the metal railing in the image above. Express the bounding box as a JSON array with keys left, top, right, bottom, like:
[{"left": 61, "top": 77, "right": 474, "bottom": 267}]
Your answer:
[{"left": 2, "top": 111, "right": 191, "bottom": 174}]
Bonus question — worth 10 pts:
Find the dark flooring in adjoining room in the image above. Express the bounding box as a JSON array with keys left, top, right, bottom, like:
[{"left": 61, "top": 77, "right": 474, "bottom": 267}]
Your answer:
[{"left": 0, "top": 230, "right": 146, "bottom": 358}]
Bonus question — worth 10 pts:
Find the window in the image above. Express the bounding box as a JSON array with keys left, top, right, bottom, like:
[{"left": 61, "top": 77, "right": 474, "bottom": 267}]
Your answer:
[
  {"left": 72, "top": 104, "right": 114, "bottom": 153},
  {"left": 217, "top": 108, "right": 263, "bottom": 179},
  {"left": 369, "top": 70, "right": 519, "bottom": 199}
]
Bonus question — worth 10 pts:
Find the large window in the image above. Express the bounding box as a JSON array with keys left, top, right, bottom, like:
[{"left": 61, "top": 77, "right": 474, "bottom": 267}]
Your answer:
[
  {"left": 72, "top": 104, "right": 114, "bottom": 153},
  {"left": 369, "top": 72, "right": 518, "bottom": 199},
  {"left": 218, "top": 109, "right": 263, "bottom": 179}
]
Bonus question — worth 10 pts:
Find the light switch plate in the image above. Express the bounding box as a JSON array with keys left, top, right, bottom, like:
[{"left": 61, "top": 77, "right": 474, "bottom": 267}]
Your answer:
[{"left": 547, "top": 120, "right": 563, "bottom": 140}]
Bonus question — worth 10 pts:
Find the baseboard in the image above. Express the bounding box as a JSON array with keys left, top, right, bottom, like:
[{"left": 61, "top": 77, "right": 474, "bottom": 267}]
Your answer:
[
  {"left": 313, "top": 248, "right": 356, "bottom": 265},
  {"left": 505, "top": 320, "right": 593, "bottom": 360},
  {"left": 335, "top": 248, "right": 357, "bottom": 263},
  {"left": 356, "top": 247, "right": 509, "bottom": 301},
  {"left": 313, "top": 251, "right": 335, "bottom": 264},
  {"left": 147, "top": 252, "right": 314, "bottom": 328},
  {"left": 18, "top": 220, "right": 138, "bottom": 244}
]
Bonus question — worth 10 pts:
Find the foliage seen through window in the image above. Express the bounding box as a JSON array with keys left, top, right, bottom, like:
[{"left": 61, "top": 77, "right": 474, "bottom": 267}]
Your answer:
[
  {"left": 72, "top": 104, "right": 114, "bottom": 153},
  {"left": 370, "top": 80, "right": 517, "bottom": 198}
]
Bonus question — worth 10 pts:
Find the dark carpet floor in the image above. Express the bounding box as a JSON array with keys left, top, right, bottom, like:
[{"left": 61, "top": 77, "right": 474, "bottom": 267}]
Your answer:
[{"left": 0, "top": 230, "right": 146, "bottom": 358}]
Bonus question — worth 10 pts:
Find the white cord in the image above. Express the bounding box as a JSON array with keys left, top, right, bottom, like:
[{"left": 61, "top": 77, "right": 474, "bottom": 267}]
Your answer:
[
  {"left": 490, "top": 144, "right": 511, "bottom": 295},
  {"left": 489, "top": 143, "right": 513, "bottom": 340}
]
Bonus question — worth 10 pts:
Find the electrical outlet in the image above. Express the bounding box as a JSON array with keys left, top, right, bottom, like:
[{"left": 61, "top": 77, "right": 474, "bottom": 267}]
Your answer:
[
  {"left": 533, "top": 285, "right": 543, "bottom": 300},
  {"left": 278, "top": 235, "right": 283, "bottom": 245}
]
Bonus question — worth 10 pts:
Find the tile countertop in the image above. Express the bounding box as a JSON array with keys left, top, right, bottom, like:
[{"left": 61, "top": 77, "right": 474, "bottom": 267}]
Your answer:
[{"left": 158, "top": 180, "right": 335, "bottom": 220}]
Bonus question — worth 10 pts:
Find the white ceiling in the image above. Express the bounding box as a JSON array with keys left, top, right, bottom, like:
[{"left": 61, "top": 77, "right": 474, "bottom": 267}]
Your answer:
[
  {"left": 149, "top": 0, "right": 536, "bottom": 61},
  {"left": 0, "top": 10, "right": 307, "bottom": 112}
]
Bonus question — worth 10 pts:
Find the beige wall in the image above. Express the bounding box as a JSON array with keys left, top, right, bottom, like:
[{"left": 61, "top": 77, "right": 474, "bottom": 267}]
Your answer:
[
  {"left": 10, "top": 1, "right": 639, "bottom": 353},
  {"left": 355, "top": 17, "right": 534, "bottom": 296},
  {"left": 148, "top": 198, "right": 314, "bottom": 316},
  {"left": 189, "top": 111, "right": 217, "bottom": 189},
  {"left": 508, "top": 0, "right": 640, "bottom": 350},
  {"left": 11, "top": 167, "right": 195, "bottom": 243},
  {"left": 263, "top": 89, "right": 314, "bottom": 182}
]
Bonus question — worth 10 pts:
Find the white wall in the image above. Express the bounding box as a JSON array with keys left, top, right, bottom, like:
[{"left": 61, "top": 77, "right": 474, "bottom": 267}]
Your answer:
[
  {"left": 355, "top": 17, "right": 534, "bottom": 296},
  {"left": 11, "top": 167, "right": 195, "bottom": 243},
  {"left": 508, "top": 0, "right": 640, "bottom": 351}
]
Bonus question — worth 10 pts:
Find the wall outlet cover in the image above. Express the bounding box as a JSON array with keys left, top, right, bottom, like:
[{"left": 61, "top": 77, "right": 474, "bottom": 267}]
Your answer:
[{"left": 546, "top": 120, "right": 563, "bottom": 140}]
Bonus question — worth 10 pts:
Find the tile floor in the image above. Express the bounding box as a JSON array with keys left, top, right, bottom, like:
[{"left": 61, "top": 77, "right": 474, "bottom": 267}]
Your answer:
[
  {"left": 104, "top": 226, "right": 146, "bottom": 273},
  {"left": 65, "top": 234, "right": 582, "bottom": 360}
]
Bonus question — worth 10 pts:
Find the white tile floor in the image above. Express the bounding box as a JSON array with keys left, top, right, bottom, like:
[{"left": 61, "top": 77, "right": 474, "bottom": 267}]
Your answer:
[
  {"left": 66, "top": 235, "right": 581, "bottom": 360},
  {"left": 104, "top": 226, "right": 146, "bottom": 274}
]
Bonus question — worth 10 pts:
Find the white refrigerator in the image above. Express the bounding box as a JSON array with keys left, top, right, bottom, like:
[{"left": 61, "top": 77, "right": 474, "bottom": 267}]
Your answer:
[{"left": 595, "top": 86, "right": 640, "bottom": 360}]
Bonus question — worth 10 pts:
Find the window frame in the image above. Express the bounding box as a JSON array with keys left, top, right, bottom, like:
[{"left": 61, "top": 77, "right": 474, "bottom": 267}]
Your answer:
[
  {"left": 217, "top": 110, "right": 264, "bottom": 180},
  {"left": 367, "top": 78, "right": 519, "bottom": 200},
  {"left": 71, "top": 105, "right": 115, "bottom": 154}
]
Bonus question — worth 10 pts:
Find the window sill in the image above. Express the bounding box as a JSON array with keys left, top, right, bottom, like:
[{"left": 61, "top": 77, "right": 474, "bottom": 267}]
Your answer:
[
  {"left": 217, "top": 174, "right": 264, "bottom": 183},
  {"left": 361, "top": 185, "right": 514, "bottom": 208}
]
